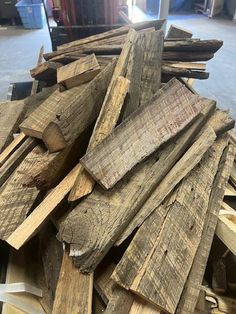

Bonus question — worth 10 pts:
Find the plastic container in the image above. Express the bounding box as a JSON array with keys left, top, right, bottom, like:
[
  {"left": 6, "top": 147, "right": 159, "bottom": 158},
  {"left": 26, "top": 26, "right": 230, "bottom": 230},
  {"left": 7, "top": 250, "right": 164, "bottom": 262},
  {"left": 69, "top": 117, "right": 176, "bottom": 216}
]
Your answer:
[{"left": 15, "top": 0, "right": 43, "bottom": 29}]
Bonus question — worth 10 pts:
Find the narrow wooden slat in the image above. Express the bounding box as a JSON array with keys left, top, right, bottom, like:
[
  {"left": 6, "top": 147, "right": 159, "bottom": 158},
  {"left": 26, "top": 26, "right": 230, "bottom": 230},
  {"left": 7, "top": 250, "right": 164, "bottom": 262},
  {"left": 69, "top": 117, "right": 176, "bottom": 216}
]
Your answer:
[
  {"left": 112, "top": 138, "right": 227, "bottom": 314},
  {"left": 58, "top": 98, "right": 215, "bottom": 272},
  {"left": 162, "top": 65, "right": 209, "bottom": 79},
  {"left": 176, "top": 143, "right": 235, "bottom": 314},
  {"left": 52, "top": 251, "right": 93, "bottom": 314},
  {"left": 69, "top": 76, "right": 130, "bottom": 201},
  {"left": 31, "top": 45, "right": 44, "bottom": 96},
  {"left": 0, "top": 100, "right": 26, "bottom": 152},
  {"left": 6, "top": 164, "right": 82, "bottom": 250},
  {"left": 80, "top": 79, "right": 201, "bottom": 189},
  {"left": 57, "top": 54, "right": 100, "bottom": 90}
]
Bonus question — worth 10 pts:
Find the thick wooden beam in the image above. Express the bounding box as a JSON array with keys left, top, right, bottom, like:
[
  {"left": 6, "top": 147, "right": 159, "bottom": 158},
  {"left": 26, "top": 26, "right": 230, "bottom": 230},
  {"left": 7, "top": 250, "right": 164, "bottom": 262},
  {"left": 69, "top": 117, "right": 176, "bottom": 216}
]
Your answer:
[
  {"left": 52, "top": 251, "right": 93, "bottom": 314},
  {"left": 80, "top": 79, "right": 201, "bottom": 189},
  {"left": 112, "top": 138, "right": 227, "bottom": 314}
]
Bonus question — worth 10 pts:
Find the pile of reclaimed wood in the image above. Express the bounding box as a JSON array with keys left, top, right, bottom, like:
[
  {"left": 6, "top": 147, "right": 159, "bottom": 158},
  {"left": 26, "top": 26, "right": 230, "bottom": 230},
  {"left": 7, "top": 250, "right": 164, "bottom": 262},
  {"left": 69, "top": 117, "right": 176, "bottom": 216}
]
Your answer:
[{"left": 0, "top": 20, "right": 236, "bottom": 314}]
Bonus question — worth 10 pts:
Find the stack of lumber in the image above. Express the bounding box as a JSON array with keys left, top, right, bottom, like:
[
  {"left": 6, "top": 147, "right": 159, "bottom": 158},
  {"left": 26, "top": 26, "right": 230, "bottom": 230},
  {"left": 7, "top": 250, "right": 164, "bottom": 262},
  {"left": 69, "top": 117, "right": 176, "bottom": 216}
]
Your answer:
[{"left": 0, "top": 20, "right": 235, "bottom": 314}]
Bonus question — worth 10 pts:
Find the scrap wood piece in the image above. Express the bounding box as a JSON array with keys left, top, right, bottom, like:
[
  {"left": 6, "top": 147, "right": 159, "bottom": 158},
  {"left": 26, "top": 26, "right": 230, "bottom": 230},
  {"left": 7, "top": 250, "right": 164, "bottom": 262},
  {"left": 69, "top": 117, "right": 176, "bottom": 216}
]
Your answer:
[
  {"left": 52, "top": 251, "right": 93, "bottom": 314},
  {"left": 56, "top": 19, "right": 165, "bottom": 51},
  {"left": 204, "top": 287, "right": 236, "bottom": 314},
  {"left": 57, "top": 54, "right": 101, "bottom": 91},
  {"left": 163, "top": 51, "right": 215, "bottom": 62},
  {"left": 0, "top": 137, "right": 36, "bottom": 187},
  {"left": 163, "top": 61, "right": 206, "bottom": 70},
  {"left": 116, "top": 107, "right": 234, "bottom": 244},
  {"left": 30, "top": 61, "right": 62, "bottom": 82},
  {"left": 94, "top": 259, "right": 116, "bottom": 304},
  {"left": 42, "top": 60, "right": 116, "bottom": 153},
  {"left": 138, "top": 30, "right": 164, "bottom": 106},
  {"left": 68, "top": 29, "right": 136, "bottom": 200},
  {"left": 116, "top": 124, "right": 216, "bottom": 245},
  {"left": 58, "top": 97, "right": 215, "bottom": 272},
  {"left": 0, "top": 144, "right": 48, "bottom": 241},
  {"left": 20, "top": 84, "right": 87, "bottom": 140},
  {"left": 80, "top": 78, "right": 201, "bottom": 190},
  {"left": 69, "top": 76, "right": 130, "bottom": 201},
  {"left": 0, "top": 100, "right": 27, "bottom": 152},
  {"left": 6, "top": 164, "right": 82, "bottom": 250},
  {"left": 166, "top": 24, "right": 193, "bottom": 39},
  {"left": 216, "top": 208, "right": 236, "bottom": 255},
  {"left": 112, "top": 138, "right": 227, "bottom": 314},
  {"left": 176, "top": 142, "right": 235, "bottom": 314},
  {"left": 31, "top": 45, "right": 44, "bottom": 96},
  {"left": 164, "top": 39, "right": 223, "bottom": 53},
  {"left": 0, "top": 133, "right": 27, "bottom": 167},
  {"left": 105, "top": 286, "right": 134, "bottom": 314},
  {"left": 225, "top": 183, "right": 236, "bottom": 197},
  {"left": 162, "top": 65, "right": 209, "bottom": 79}
]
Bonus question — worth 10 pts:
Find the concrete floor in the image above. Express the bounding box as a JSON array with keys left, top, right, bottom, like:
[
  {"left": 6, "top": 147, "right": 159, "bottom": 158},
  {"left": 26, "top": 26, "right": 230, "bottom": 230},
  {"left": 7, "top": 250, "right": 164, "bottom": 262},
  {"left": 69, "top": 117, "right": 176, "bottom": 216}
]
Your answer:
[{"left": 0, "top": 8, "right": 235, "bottom": 119}]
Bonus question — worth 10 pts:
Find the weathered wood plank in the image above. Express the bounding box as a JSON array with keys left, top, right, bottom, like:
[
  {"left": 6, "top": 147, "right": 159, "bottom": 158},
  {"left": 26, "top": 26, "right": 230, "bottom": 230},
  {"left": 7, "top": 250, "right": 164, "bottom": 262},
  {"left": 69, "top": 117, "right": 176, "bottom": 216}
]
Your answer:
[
  {"left": 80, "top": 79, "right": 201, "bottom": 189},
  {"left": 164, "top": 39, "right": 223, "bottom": 53},
  {"left": 176, "top": 142, "right": 235, "bottom": 314},
  {"left": 52, "top": 251, "right": 93, "bottom": 314},
  {"left": 0, "top": 145, "right": 46, "bottom": 240},
  {"left": 166, "top": 24, "right": 193, "bottom": 39},
  {"left": 30, "top": 45, "right": 44, "bottom": 96},
  {"left": 105, "top": 286, "right": 134, "bottom": 314},
  {"left": 0, "top": 100, "right": 26, "bottom": 152},
  {"left": 58, "top": 97, "right": 215, "bottom": 272},
  {"left": 139, "top": 31, "right": 164, "bottom": 106},
  {"left": 6, "top": 164, "right": 82, "bottom": 249},
  {"left": 69, "top": 76, "right": 130, "bottom": 201},
  {"left": 112, "top": 138, "right": 227, "bottom": 314},
  {"left": 162, "top": 65, "right": 209, "bottom": 79},
  {"left": 42, "top": 60, "right": 116, "bottom": 152},
  {"left": 116, "top": 125, "right": 216, "bottom": 245},
  {"left": 57, "top": 54, "right": 100, "bottom": 91},
  {"left": 30, "top": 61, "right": 62, "bottom": 82}
]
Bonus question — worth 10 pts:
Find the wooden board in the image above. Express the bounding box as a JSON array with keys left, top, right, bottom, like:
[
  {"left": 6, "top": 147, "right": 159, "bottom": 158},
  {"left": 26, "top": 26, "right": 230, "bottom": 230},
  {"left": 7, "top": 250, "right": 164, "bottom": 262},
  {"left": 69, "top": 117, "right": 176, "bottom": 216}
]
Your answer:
[
  {"left": 162, "top": 65, "right": 209, "bottom": 79},
  {"left": 116, "top": 125, "right": 216, "bottom": 245},
  {"left": 0, "top": 145, "right": 48, "bottom": 240},
  {"left": 57, "top": 54, "right": 100, "bottom": 90},
  {"left": 164, "top": 39, "right": 223, "bottom": 53},
  {"left": 52, "top": 251, "right": 93, "bottom": 314},
  {"left": 0, "top": 100, "right": 26, "bottom": 152},
  {"left": 80, "top": 79, "right": 201, "bottom": 189},
  {"left": 69, "top": 76, "right": 130, "bottom": 201},
  {"left": 176, "top": 142, "right": 235, "bottom": 314},
  {"left": 42, "top": 60, "right": 116, "bottom": 152},
  {"left": 6, "top": 164, "right": 82, "bottom": 250},
  {"left": 58, "top": 97, "right": 215, "bottom": 272},
  {"left": 105, "top": 286, "right": 134, "bottom": 314},
  {"left": 166, "top": 24, "right": 193, "bottom": 39},
  {"left": 30, "top": 61, "right": 62, "bottom": 83},
  {"left": 112, "top": 138, "right": 227, "bottom": 314}
]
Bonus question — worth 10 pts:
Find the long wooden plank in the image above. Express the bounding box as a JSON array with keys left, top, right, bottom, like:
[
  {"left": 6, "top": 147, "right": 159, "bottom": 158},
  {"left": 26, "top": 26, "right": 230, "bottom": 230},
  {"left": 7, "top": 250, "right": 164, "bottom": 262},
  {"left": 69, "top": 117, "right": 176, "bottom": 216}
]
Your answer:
[
  {"left": 112, "top": 138, "right": 227, "bottom": 314},
  {"left": 57, "top": 54, "right": 100, "bottom": 90},
  {"left": 69, "top": 76, "right": 130, "bottom": 201},
  {"left": 116, "top": 107, "right": 234, "bottom": 245},
  {"left": 139, "top": 31, "right": 164, "bottom": 106},
  {"left": 116, "top": 125, "right": 216, "bottom": 245},
  {"left": 0, "top": 100, "right": 26, "bottom": 152},
  {"left": 164, "top": 39, "right": 223, "bottom": 53},
  {"left": 162, "top": 65, "right": 209, "bottom": 79},
  {"left": 6, "top": 164, "right": 82, "bottom": 249},
  {"left": 52, "top": 251, "right": 93, "bottom": 314},
  {"left": 42, "top": 60, "right": 116, "bottom": 152},
  {"left": 0, "top": 145, "right": 46, "bottom": 240},
  {"left": 58, "top": 98, "right": 215, "bottom": 272},
  {"left": 176, "top": 142, "right": 235, "bottom": 314},
  {"left": 20, "top": 84, "right": 87, "bottom": 140},
  {"left": 80, "top": 79, "right": 201, "bottom": 189}
]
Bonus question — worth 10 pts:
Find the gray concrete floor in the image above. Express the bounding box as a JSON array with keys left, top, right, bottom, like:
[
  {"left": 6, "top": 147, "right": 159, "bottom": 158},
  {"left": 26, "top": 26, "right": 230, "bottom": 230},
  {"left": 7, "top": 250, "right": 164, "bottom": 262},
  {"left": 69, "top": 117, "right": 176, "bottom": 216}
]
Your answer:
[{"left": 0, "top": 8, "right": 235, "bottom": 119}]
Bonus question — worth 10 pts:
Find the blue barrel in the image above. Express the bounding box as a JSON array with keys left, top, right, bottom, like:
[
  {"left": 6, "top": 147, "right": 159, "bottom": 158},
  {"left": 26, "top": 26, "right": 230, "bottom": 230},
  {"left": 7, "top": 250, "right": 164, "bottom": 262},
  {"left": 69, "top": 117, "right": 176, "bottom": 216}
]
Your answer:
[{"left": 15, "top": 0, "right": 43, "bottom": 29}]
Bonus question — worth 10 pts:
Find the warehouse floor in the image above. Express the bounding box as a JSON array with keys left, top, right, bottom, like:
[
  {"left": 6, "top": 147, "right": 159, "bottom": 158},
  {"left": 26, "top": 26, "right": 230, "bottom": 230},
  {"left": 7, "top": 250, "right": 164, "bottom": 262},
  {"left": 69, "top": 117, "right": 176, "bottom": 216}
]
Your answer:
[{"left": 0, "top": 9, "right": 235, "bottom": 119}]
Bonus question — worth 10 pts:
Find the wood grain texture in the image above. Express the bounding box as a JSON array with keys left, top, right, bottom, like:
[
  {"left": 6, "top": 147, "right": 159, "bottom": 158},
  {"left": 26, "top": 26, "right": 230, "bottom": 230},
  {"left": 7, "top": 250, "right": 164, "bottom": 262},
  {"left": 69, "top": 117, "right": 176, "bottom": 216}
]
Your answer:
[
  {"left": 139, "top": 30, "right": 164, "bottom": 107},
  {"left": 80, "top": 79, "right": 201, "bottom": 189},
  {"left": 0, "top": 145, "right": 46, "bottom": 240},
  {"left": 112, "top": 138, "right": 227, "bottom": 314},
  {"left": 42, "top": 60, "right": 116, "bottom": 152},
  {"left": 57, "top": 54, "right": 100, "bottom": 90},
  {"left": 176, "top": 142, "right": 235, "bottom": 314},
  {"left": 166, "top": 24, "right": 193, "bottom": 39},
  {"left": 58, "top": 97, "right": 214, "bottom": 272},
  {"left": 116, "top": 125, "right": 216, "bottom": 245},
  {"left": 105, "top": 286, "right": 134, "bottom": 314},
  {"left": 20, "top": 84, "right": 87, "bottom": 139},
  {"left": 30, "top": 61, "right": 62, "bottom": 82},
  {"left": 6, "top": 164, "right": 82, "bottom": 250},
  {"left": 162, "top": 65, "right": 209, "bottom": 80},
  {"left": 207, "top": 109, "right": 235, "bottom": 136},
  {"left": 164, "top": 39, "right": 223, "bottom": 53},
  {"left": 0, "top": 100, "right": 26, "bottom": 152},
  {"left": 52, "top": 251, "right": 93, "bottom": 314},
  {"left": 69, "top": 76, "right": 130, "bottom": 201}
]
